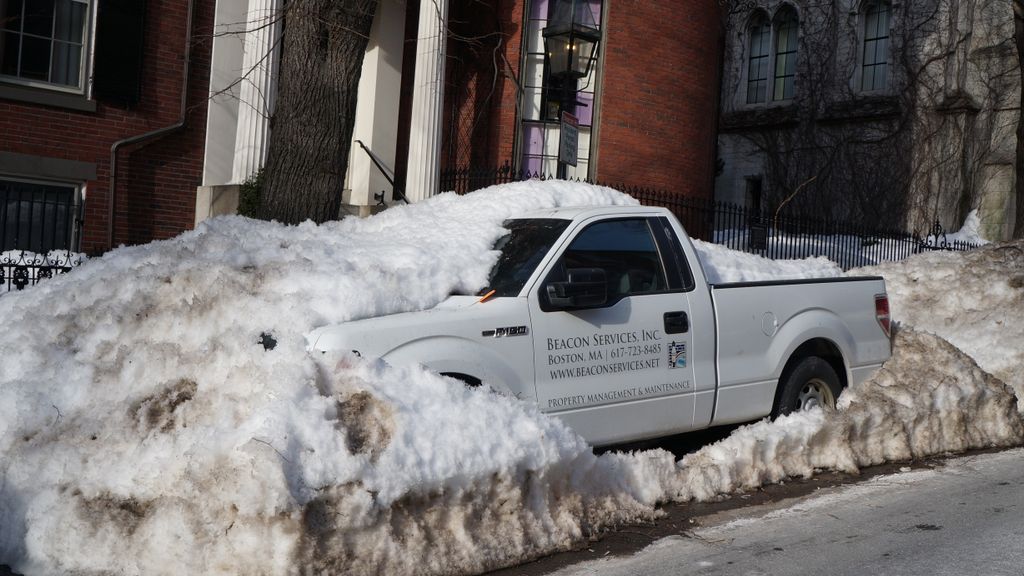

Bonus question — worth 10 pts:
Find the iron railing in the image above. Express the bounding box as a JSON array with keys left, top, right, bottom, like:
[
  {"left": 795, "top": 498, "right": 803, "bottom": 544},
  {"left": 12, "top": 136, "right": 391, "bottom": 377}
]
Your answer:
[
  {"left": 0, "top": 250, "right": 86, "bottom": 294},
  {"left": 440, "top": 165, "right": 980, "bottom": 270}
]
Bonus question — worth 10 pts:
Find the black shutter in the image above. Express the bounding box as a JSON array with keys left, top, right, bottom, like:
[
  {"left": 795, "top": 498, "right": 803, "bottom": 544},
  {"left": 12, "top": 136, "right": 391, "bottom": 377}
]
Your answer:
[{"left": 92, "top": 0, "right": 147, "bottom": 108}]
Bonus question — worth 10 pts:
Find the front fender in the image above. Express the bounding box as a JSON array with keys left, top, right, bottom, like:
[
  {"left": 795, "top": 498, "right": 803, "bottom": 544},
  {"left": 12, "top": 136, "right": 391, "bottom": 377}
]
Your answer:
[{"left": 384, "top": 336, "right": 537, "bottom": 403}]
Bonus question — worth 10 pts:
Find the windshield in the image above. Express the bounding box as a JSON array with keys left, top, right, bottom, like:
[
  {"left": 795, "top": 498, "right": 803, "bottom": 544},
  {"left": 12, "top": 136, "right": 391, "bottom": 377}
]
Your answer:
[{"left": 482, "top": 219, "right": 570, "bottom": 297}]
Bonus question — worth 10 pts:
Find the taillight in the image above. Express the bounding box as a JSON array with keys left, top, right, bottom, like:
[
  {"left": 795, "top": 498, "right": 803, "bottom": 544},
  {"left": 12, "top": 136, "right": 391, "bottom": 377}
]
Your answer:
[{"left": 875, "top": 294, "right": 891, "bottom": 339}]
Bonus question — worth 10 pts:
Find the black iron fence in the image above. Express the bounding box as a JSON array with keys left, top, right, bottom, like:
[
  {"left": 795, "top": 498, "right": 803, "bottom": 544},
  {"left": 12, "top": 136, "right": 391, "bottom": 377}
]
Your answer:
[
  {"left": 0, "top": 250, "right": 85, "bottom": 294},
  {"left": 441, "top": 165, "right": 980, "bottom": 270}
]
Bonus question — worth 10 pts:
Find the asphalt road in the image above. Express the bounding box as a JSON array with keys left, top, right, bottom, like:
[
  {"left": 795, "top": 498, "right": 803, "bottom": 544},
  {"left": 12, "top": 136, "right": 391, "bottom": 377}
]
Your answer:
[{"left": 541, "top": 447, "right": 1024, "bottom": 576}]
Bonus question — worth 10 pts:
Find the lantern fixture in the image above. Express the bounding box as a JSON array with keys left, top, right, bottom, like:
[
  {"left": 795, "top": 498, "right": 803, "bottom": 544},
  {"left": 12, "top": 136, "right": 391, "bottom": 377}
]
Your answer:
[{"left": 542, "top": 0, "right": 602, "bottom": 79}]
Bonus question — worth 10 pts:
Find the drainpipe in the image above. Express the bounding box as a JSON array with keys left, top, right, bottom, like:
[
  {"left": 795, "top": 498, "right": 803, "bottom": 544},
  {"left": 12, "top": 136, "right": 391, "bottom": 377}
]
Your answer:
[{"left": 108, "top": 0, "right": 195, "bottom": 250}]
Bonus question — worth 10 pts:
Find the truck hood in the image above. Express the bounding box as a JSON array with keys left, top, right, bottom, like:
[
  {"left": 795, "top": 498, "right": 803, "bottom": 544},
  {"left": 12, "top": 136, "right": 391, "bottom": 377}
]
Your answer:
[{"left": 306, "top": 295, "right": 526, "bottom": 359}]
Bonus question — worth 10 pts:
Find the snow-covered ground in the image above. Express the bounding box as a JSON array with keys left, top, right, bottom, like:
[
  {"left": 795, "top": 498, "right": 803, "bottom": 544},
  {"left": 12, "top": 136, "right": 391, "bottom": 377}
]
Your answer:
[{"left": 0, "top": 182, "right": 1020, "bottom": 575}]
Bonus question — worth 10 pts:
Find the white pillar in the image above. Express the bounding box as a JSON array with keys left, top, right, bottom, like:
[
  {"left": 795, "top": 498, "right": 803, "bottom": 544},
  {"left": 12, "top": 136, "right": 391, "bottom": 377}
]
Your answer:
[
  {"left": 345, "top": 0, "right": 407, "bottom": 215},
  {"left": 404, "top": 0, "right": 449, "bottom": 201},
  {"left": 231, "top": 0, "right": 283, "bottom": 184},
  {"left": 201, "top": 0, "right": 246, "bottom": 186}
]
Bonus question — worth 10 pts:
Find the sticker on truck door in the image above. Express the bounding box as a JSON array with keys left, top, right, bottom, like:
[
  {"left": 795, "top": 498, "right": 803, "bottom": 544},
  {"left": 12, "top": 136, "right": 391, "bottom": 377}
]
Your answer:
[{"left": 668, "top": 341, "right": 687, "bottom": 368}]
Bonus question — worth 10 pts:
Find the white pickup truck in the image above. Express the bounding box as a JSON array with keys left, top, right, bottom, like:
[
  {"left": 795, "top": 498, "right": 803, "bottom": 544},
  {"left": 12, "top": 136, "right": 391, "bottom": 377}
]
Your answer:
[{"left": 309, "top": 206, "right": 893, "bottom": 446}]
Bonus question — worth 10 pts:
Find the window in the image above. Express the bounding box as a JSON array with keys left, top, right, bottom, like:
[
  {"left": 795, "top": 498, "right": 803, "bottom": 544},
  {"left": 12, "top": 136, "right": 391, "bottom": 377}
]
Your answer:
[
  {"left": 520, "top": 0, "right": 601, "bottom": 178},
  {"left": 772, "top": 8, "right": 798, "bottom": 101},
  {"left": 744, "top": 6, "right": 799, "bottom": 105},
  {"left": 746, "top": 14, "right": 770, "bottom": 104},
  {"left": 1, "top": 177, "right": 80, "bottom": 251},
  {"left": 0, "top": 0, "right": 90, "bottom": 91},
  {"left": 861, "top": 0, "right": 890, "bottom": 92},
  {"left": 549, "top": 219, "right": 667, "bottom": 303},
  {"left": 484, "top": 219, "right": 571, "bottom": 297}
]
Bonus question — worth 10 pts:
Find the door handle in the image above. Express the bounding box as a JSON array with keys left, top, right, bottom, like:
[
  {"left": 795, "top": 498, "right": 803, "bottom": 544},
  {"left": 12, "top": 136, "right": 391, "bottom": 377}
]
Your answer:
[{"left": 664, "top": 311, "right": 689, "bottom": 334}]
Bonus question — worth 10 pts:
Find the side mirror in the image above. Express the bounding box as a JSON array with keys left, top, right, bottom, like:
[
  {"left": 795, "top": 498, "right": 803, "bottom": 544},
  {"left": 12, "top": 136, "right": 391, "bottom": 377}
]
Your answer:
[{"left": 545, "top": 268, "right": 608, "bottom": 310}]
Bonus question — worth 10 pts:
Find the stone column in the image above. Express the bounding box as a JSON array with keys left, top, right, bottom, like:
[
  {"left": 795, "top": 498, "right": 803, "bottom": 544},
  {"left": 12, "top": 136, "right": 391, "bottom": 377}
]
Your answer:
[
  {"left": 344, "top": 0, "right": 407, "bottom": 217},
  {"left": 404, "top": 0, "right": 449, "bottom": 202},
  {"left": 231, "top": 0, "right": 283, "bottom": 184}
]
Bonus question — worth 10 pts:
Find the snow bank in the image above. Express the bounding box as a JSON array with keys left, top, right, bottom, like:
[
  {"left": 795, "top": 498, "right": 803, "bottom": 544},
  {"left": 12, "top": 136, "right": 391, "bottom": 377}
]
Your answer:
[
  {"left": 670, "top": 238, "right": 1024, "bottom": 503},
  {"left": 854, "top": 241, "right": 1024, "bottom": 406},
  {"left": 2, "top": 180, "right": 1021, "bottom": 576},
  {"left": 0, "top": 182, "right": 667, "bottom": 575},
  {"left": 943, "top": 209, "right": 989, "bottom": 245},
  {"left": 671, "top": 328, "right": 1024, "bottom": 502}
]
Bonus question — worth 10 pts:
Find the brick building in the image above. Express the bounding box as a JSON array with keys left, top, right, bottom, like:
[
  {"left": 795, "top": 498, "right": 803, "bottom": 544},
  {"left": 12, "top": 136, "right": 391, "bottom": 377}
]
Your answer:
[
  {"left": 438, "top": 0, "right": 723, "bottom": 197},
  {"left": 2, "top": 0, "right": 723, "bottom": 255},
  {"left": 203, "top": 0, "right": 724, "bottom": 218},
  {"left": 1, "top": 0, "right": 214, "bottom": 255}
]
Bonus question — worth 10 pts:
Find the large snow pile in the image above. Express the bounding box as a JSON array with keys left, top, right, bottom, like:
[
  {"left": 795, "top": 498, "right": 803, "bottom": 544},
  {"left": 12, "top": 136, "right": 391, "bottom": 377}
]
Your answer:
[
  {"left": 0, "top": 182, "right": 669, "bottom": 575},
  {"left": 855, "top": 242, "right": 1024, "bottom": 407},
  {"left": 671, "top": 328, "right": 1023, "bottom": 502},
  {"left": 1, "top": 181, "right": 1021, "bottom": 576}
]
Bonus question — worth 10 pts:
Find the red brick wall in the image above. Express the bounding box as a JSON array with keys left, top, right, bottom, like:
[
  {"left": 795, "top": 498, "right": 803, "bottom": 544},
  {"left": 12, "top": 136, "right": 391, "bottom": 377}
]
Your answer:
[
  {"left": 598, "top": 1, "right": 724, "bottom": 199},
  {"left": 440, "top": 0, "right": 721, "bottom": 198},
  {"left": 595, "top": 0, "right": 722, "bottom": 199},
  {"left": 440, "top": 0, "right": 524, "bottom": 172},
  {"left": 0, "top": 0, "right": 213, "bottom": 254}
]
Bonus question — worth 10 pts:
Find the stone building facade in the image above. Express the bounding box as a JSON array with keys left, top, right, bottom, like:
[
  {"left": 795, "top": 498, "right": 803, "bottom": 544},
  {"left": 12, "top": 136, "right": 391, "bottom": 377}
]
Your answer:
[{"left": 715, "top": 0, "right": 1020, "bottom": 239}]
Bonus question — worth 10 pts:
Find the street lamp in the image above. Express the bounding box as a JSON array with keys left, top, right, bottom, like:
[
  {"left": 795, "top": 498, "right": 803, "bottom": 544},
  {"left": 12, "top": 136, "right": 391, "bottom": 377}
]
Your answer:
[{"left": 542, "top": 0, "right": 601, "bottom": 178}]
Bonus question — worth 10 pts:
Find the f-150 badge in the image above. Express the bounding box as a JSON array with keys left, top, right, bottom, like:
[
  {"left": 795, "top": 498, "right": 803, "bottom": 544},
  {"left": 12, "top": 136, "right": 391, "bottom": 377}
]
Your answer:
[{"left": 482, "top": 326, "right": 529, "bottom": 338}]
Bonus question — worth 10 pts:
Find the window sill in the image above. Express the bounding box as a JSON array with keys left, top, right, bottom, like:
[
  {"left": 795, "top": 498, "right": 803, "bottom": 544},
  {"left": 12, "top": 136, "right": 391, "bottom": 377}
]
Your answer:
[
  {"left": 721, "top": 104, "right": 800, "bottom": 131},
  {"left": 819, "top": 95, "right": 900, "bottom": 123},
  {"left": 0, "top": 83, "right": 97, "bottom": 113}
]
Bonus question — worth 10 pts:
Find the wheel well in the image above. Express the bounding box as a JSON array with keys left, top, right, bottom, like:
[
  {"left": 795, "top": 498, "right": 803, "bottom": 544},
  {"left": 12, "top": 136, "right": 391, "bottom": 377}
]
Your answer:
[
  {"left": 440, "top": 372, "right": 482, "bottom": 388},
  {"left": 774, "top": 339, "right": 847, "bottom": 403}
]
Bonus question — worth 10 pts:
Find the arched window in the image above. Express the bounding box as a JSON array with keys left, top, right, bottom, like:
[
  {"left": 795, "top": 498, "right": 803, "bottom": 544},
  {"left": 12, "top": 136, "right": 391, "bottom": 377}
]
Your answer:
[
  {"left": 861, "top": 0, "right": 890, "bottom": 91},
  {"left": 772, "top": 7, "right": 798, "bottom": 101},
  {"left": 746, "top": 13, "right": 771, "bottom": 104}
]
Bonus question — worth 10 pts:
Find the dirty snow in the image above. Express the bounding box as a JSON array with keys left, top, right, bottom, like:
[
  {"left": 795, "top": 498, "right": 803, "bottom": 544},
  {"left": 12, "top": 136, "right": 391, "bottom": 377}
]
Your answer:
[
  {"left": 1, "top": 181, "right": 1021, "bottom": 576},
  {"left": 669, "top": 328, "right": 1023, "bottom": 503},
  {"left": 854, "top": 242, "right": 1024, "bottom": 407}
]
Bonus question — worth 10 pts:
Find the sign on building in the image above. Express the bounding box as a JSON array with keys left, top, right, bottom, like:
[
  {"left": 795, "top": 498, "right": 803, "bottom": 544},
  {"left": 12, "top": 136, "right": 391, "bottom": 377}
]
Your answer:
[{"left": 559, "top": 111, "right": 579, "bottom": 167}]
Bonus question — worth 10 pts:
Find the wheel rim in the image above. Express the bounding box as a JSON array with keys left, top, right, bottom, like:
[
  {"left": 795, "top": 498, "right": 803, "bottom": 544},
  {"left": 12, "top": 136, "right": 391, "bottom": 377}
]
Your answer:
[{"left": 798, "top": 377, "right": 836, "bottom": 411}]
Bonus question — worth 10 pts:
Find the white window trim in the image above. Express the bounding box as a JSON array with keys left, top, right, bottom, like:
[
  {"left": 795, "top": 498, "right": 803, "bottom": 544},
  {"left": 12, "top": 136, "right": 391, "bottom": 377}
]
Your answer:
[
  {"left": 0, "top": 174, "right": 84, "bottom": 252},
  {"left": 0, "top": 0, "right": 94, "bottom": 96},
  {"left": 515, "top": 0, "right": 602, "bottom": 180},
  {"left": 850, "top": 0, "right": 893, "bottom": 95},
  {"left": 736, "top": 5, "right": 801, "bottom": 110}
]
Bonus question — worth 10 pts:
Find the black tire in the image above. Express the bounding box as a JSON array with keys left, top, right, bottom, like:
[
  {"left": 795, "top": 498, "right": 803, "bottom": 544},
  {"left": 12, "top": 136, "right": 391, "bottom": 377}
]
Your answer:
[
  {"left": 441, "top": 373, "right": 482, "bottom": 388},
  {"left": 772, "top": 356, "right": 842, "bottom": 418}
]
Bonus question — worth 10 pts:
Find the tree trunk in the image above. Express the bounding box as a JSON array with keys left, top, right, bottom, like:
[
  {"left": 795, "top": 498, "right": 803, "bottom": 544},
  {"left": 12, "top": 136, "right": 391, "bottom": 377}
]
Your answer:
[
  {"left": 260, "top": 0, "right": 378, "bottom": 224},
  {"left": 1015, "top": 0, "right": 1024, "bottom": 238}
]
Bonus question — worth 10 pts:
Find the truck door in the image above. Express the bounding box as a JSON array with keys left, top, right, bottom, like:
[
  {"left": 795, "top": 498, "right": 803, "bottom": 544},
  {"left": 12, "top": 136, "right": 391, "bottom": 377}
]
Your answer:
[{"left": 529, "top": 217, "right": 698, "bottom": 445}]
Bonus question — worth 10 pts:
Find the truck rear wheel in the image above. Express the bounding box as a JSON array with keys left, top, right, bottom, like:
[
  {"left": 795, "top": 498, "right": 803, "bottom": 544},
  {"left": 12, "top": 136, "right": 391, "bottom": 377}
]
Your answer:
[{"left": 772, "top": 356, "right": 842, "bottom": 418}]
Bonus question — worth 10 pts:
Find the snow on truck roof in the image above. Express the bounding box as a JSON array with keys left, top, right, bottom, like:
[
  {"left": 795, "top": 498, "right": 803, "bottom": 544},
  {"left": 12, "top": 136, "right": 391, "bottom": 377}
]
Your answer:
[{"left": 510, "top": 204, "right": 670, "bottom": 221}]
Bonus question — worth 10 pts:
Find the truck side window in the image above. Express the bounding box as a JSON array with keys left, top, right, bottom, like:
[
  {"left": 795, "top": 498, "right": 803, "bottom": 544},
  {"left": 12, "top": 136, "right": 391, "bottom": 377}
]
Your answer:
[
  {"left": 554, "top": 218, "right": 669, "bottom": 302},
  {"left": 654, "top": 216, "right": 695, "bottom": 291},
  {"left": 485, "top": 219, "right": 571, "bottom": 297}
]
